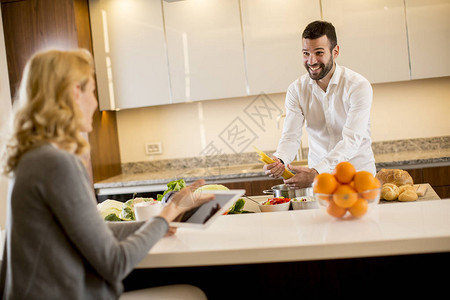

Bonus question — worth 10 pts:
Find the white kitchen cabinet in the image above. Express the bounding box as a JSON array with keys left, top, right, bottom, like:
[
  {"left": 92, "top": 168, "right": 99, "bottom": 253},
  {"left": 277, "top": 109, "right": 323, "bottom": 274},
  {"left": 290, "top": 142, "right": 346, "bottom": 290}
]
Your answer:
[
  {"left": 321, "top": 0, "right": 410, "bottom": 84},
  {"left": 240, "top": 0, "right": 321, "bottom": 95},
  {"left": 163, "top": 0, "right": 247, "bottom": 103},
  {"left": 405, "top": 0, "right": 450, "bottom": 79},
  {"left": 89, "top": 0, "right": 171, "bottom": 110}
]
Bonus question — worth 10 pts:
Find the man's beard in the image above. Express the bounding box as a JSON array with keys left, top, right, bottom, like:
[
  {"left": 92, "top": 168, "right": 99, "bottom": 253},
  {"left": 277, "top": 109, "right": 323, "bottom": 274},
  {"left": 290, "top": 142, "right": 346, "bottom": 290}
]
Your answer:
[{"left": 305, "top": 56, "right": 334, "bottom": 80}]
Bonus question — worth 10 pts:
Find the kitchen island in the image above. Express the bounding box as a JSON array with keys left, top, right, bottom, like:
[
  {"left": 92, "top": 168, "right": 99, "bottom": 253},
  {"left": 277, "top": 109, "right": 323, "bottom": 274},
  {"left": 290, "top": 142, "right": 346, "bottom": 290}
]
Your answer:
[{"left": 123, "top": 195, "right": 449, "bottom": 298}]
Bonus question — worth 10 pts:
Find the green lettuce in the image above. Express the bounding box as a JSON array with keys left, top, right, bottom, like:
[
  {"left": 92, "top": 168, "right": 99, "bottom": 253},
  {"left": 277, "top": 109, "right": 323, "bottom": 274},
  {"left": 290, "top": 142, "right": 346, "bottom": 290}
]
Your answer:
[
  {"left": 157, "top": 179, "right": 187, "bottom": 201},
  {"left": 227, "top": 198, "right": 253, "bottom": 214}
]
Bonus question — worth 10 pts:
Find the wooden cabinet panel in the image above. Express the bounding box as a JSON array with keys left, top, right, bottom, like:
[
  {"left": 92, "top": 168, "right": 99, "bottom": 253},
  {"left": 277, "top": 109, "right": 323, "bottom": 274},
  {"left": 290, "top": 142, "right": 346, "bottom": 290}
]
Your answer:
[
  {"left": 222, "top": 181, "right": 253, "bottom": 195},
  {"left": 1, "top": 0, "right": 121, "bottom": 183},
  {"left": 250, "top": 178, "right": 284, "bottom": 196},
  {"left": 222, "top": 178, "right": 283, "bottom": 196},
  {"left": 433, "top": 186, "right": 450, "bottom": 199},
  {"left": 422, "top": 166, "right": 450, "bottom": 187},
  {"left": 403, "top": 166, "right": 450, "bottom": 199},
  {"left": 2, "top": 0, "right": 78, "bottom": 99},
  {"left": 407, "top": 168, "right": 423, "bottom": 184}
]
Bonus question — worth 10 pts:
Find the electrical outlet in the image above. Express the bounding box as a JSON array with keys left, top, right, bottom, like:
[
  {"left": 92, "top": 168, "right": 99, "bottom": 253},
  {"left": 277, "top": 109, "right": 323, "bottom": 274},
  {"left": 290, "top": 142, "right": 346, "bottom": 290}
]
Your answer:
[{"left": 145, "top": 142, "right": 162, "bottom": 155}]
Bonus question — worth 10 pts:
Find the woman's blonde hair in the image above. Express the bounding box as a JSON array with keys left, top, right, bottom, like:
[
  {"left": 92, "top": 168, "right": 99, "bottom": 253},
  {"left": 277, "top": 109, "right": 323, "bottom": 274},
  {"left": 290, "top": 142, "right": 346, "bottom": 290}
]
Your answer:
[{"left": 2, "top": 49, "right": 95, "bottom": 175}]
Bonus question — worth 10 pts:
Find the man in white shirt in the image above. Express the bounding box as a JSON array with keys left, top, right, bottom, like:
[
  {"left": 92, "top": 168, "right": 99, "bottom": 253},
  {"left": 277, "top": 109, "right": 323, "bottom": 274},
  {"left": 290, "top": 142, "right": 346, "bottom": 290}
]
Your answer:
[{"left": 264, "top": 20, "right": 376, "bottom": 188}]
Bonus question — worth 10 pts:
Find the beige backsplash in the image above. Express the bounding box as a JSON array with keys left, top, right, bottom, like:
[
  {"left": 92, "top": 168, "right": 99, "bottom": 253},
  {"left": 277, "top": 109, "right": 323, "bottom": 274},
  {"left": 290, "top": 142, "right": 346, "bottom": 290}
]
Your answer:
[{"left": 116, "top": 76, "right": 450, "bottom": 164}]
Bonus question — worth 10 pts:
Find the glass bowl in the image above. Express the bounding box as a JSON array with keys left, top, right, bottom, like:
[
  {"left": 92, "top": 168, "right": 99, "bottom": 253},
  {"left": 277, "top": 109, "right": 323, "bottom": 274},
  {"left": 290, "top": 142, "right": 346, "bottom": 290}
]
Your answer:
[{"left": 314, "top": 188, "right": 381, "bottom": 219}]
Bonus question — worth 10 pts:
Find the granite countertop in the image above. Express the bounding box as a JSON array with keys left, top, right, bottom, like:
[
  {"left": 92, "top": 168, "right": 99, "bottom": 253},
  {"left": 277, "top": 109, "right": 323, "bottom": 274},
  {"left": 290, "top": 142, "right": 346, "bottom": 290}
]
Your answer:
[{"left": 94, "top": 147, "right": 450, "bottom": 193}]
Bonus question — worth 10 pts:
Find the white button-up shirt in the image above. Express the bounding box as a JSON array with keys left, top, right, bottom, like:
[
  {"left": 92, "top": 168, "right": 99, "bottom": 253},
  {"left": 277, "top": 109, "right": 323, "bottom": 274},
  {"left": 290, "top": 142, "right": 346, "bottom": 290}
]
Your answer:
[{"left": 274, "top": 64, "right": 376, "bottom": 175}]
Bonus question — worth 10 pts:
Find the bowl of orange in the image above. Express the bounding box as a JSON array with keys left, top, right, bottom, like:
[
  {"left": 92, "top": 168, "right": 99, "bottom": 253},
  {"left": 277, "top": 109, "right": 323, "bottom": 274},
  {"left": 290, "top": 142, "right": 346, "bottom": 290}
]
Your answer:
[{"left": 313, "top": 162, "right": 381, "bottom": 219}]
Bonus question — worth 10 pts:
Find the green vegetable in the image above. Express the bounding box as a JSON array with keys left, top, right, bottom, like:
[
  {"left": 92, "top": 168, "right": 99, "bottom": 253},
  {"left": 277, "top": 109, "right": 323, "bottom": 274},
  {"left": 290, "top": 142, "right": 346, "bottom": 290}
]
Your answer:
[
  {"left": 195, "top": 184, "right": 229, "bottom": 192},
  {"left": 104, "top": 213, "right": 122, "bottom": 222},
  {"left": 227, "top": 198, "right": 254, "bottom": 214},
  {"left": 157, "top": 179, "right": 187, "bottom": 201},
  {"left": 97, "top": 199, "right": 124, "bottom": 221},
  {"left": 120, "top": 201, "right": 135, "bottom": 221}
]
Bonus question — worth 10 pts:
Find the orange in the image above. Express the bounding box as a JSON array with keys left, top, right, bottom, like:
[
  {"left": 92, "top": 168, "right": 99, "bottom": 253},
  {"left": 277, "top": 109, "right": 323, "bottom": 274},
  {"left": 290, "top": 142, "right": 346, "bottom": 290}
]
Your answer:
[
  {"left": 313, "top": 173, "right": 338, "bottom": 194},
  {"left": 334, "top": 161, "right": 356, "bottom": 184},
  {"left": 333, "top": 184, "right": 358, "bottom": 208},
  {"left": 326, "top": 199, "right": 347, "bottom": 218},
  {"left": 353, "top": 171, "right": 377, "bottom": 192},
  {"left": 353, "top": 171, "right": 381, "bottom": 200},
  {"left": 348, "top": 197, "right": 369, "bottom": 218}
]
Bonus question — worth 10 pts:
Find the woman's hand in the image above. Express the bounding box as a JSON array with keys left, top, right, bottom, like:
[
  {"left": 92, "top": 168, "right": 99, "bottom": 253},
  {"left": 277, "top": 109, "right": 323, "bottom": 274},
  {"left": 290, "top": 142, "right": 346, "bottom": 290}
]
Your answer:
[
  {"left": 283, "top": 165, "right": 318, "bottom": 189},
  {"left": 263, "top": 157, "right": 285, "bottom": 178},
  {"left": 164, "top": 227, "right": 177, "bottom": 237},
  {"left": 158, "top": 179, "right": 215, "bottom": 223}
]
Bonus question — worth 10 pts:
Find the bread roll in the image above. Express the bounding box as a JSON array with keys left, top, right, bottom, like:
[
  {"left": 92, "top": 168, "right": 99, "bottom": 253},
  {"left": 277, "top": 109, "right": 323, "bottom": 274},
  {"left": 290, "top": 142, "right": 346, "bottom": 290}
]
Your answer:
[
  {"left": 381, "top": 183, "right": 399, "bottom": 200},
  {"left": 398, "top": 189, "right": 418, "bottom": 202},
  {"left": 376, "top": 168, "right": 413, "bottom": 186},
  {"left": 398, "top": 184, "right": 415, "bottom": 195}
]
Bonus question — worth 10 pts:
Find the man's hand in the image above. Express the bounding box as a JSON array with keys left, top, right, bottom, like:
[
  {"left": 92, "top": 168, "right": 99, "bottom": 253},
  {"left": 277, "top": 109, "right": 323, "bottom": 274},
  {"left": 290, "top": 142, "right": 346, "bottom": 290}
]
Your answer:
[
  {"left": 283, "top": 165, "right": 318, "bottom": 189},
  {"left": 263, "top": 157, "right": 285, "bottom": 178}
]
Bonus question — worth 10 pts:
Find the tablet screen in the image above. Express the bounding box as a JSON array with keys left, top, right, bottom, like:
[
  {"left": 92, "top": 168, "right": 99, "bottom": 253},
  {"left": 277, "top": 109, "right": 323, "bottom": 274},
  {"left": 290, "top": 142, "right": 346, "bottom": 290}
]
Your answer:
[{"left": 170, "top": 189, "right": 245, "bottom": 229}]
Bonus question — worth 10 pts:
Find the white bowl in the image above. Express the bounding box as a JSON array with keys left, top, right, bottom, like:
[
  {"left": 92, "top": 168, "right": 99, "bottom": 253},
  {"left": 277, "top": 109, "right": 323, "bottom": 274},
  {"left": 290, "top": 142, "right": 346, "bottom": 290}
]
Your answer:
[
  {"left": 134, "top": 201, "right": 162, "bottom": 221},
  {"left": 259, "top": 200, "right": 291, "bottom": 212},
  {"left": 291, "top": 196, "right": 318, "bottom": 210}
]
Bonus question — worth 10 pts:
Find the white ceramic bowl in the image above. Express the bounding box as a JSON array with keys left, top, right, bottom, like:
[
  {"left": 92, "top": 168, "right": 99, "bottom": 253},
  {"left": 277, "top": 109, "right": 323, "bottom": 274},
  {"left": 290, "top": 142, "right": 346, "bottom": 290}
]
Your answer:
[
  {"left": 134, "top": 201, "right": 163, "bottom": 221},
  {"left": 291, "top": 196, "right": 318, "bottom": 210},
  {"left": 258, "top": 199, "right": 291, "bottom": 212}
]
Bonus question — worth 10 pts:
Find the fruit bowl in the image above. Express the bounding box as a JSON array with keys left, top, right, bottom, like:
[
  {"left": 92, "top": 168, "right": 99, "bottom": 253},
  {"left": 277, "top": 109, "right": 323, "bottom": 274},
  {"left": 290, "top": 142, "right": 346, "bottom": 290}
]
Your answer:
[{"left": 314, "top": 188, "right": 381, "bottom": 219}]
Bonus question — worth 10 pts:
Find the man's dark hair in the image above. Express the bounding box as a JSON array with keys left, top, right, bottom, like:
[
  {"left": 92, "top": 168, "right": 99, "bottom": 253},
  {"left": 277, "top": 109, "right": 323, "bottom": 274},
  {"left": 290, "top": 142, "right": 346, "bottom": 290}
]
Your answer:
[{"left": 302, "top": 21, "right": 337, "bottom": 51}]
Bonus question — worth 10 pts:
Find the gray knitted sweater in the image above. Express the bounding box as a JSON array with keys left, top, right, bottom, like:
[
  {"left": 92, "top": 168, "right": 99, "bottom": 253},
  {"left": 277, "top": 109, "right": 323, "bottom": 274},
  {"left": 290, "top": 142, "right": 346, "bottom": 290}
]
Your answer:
[{"left": 0, "top": 144, "right": 168, "bottom": 299}]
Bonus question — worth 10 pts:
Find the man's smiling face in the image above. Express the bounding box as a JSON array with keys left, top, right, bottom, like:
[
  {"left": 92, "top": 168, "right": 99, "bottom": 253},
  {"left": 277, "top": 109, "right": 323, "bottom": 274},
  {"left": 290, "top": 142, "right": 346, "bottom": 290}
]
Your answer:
[{"left": 302, "top": 35, "right": 337, "bottom": 81}]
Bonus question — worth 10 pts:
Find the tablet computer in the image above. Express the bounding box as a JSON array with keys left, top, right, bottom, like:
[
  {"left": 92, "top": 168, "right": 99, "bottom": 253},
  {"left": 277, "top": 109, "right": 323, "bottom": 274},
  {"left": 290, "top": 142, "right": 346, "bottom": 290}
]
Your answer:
[{"left": 169, "top": 189, "right": 245, "bottom": 229}]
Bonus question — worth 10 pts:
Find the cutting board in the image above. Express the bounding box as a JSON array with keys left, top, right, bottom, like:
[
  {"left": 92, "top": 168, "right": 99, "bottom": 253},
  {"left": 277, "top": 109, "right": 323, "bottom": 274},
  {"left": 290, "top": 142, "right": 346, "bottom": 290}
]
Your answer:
[
  {"left": 380, "top": 183, "right": 440, "bottom": 203},
  {"left": 414, "top": 184, "right": 428, "bottom": 197}
]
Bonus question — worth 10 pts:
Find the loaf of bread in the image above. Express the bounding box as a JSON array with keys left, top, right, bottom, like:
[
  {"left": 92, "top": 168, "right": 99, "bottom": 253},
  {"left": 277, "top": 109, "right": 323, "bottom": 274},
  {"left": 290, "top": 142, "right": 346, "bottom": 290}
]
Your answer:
[
  {"left": 375, "top": 168, "right": 414, "bottom": 186},
  {"left": 381, "top": 183, "right": 399, "bottom": 200}
]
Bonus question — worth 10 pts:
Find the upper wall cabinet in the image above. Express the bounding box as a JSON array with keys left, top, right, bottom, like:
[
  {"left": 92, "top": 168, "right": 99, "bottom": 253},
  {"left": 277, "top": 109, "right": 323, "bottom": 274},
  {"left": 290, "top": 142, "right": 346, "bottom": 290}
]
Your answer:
[
  {"left": 405, "top": 0, "right": 450, "bottom": 79},
  {"left": 240, "top": 0, "right": 321, "bottom": 95},
  {"left": 163, "top": 0, "right": 247, "bottom": 103},
  {"left": 322, "top": 0, "right": 410, "bottom": 84},
  {"left": 89, "top": 0, "right": 171, "bottom": 110}
]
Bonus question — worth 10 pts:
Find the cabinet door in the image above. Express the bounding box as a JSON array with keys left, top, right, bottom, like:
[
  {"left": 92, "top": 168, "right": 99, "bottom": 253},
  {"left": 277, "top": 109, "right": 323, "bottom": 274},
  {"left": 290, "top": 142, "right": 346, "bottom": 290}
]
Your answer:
[
  {"left": 405, "top": 0, "right": 450, "bottom": 79},
  {"left": 89, "top": 0, "right": 171, "bottom": 110},
  {"left": 163, "top": 0, "right": 248, "bottom": 103},
  {"left": 322, "top": 0, "right": 410, "bottom": 83},
  {"left": 240, "top": 0, "right": 321, "bottom": 95}
]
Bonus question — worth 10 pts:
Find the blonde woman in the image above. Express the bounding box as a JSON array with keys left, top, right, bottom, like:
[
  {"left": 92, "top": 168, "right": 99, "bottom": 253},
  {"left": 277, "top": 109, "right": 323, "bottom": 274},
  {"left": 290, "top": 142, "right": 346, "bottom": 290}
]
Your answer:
[{"left": 0, "top": 49, "right": 211, "bottom": 299}]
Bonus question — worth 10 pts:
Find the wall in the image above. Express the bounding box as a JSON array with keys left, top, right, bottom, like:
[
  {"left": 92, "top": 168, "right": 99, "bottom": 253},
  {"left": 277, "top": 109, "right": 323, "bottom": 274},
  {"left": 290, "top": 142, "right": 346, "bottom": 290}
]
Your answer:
[
  {"left": 116, "top": 76, "right": 450, "bottom": 164},
  {"left": 0, "top": 6, "right": 11, "bottom": 229}
]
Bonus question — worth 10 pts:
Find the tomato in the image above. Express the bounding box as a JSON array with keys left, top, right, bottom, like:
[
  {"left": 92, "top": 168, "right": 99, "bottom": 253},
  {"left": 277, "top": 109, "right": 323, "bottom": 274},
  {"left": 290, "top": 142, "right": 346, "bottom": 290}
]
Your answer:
[{"left": 263, "top": 197, "right": 291, "bottom": 205}]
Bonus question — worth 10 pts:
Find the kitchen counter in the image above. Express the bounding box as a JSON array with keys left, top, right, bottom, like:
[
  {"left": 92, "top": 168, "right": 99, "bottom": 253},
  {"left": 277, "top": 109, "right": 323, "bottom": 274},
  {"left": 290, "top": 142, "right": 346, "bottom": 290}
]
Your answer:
[
  {"left": 94, "top": 148, "right": 450, "bottom": 195},
  {"left": 137, "top": 196, "right": 449, "bottom": 269}
]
